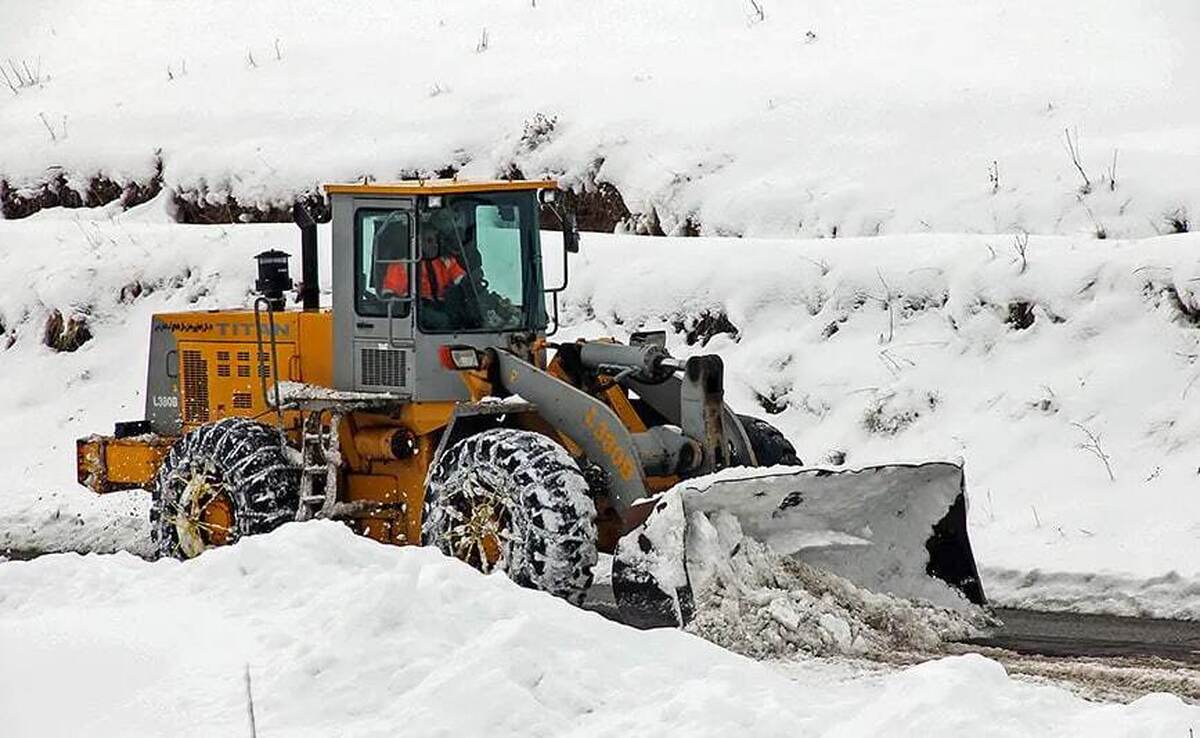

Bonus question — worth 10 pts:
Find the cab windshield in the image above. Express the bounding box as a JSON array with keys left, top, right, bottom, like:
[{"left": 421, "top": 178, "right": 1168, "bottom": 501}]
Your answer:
[{"left": 413, "top": 192, "right": 544, "bottom": 333}]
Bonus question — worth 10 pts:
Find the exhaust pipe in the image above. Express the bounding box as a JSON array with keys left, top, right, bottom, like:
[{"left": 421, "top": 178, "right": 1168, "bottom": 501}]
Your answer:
[{"left": 293, "top": 201, "right": 320, "bottom": 311}]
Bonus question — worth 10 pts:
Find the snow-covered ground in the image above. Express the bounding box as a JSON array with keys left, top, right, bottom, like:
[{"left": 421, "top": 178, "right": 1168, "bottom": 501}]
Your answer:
[
  {"left": 1, "top": 521, "right": 1196, "bottom": 738},
  {"left": 1, "top": 203, "right": 1198, "bottom": 619},
  {"left": 2, "top": 1, "right": 1199, "bottom": 238}
]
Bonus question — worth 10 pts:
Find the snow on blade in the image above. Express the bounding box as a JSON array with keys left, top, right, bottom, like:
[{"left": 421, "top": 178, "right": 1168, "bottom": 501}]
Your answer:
[
  {"left": 684, "top": 509, "right": 990, "bottom": 660},
  {"left": 678, "top": 463, "right": 978, "bottom": 609}
]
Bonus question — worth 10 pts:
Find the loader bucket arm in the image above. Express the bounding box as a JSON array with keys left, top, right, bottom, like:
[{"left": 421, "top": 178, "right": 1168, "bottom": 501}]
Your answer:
[
  {"left": 493, "top": 351, "right": 651, "bottom": 518},
  {"left": 625, "top": 372, "right": 756, "bottom": 469}
]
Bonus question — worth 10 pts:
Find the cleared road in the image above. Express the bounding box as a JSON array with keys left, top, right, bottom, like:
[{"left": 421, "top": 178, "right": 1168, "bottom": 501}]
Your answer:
[
  {"left": 583, "top": 581, "right": 1200, "bottom": 666},
  {"left": 971, "top": 607, "right": 1200, "bottom": 665}
]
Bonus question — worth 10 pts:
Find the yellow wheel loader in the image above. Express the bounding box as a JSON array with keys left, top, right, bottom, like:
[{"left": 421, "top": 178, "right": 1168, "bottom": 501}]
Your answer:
[{"left": 76, "top": 179, "right": 984, "bottom": 626}]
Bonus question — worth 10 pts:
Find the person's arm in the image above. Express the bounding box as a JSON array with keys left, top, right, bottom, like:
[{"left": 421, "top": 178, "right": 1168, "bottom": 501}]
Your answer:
[
  {"left": 381, "top": 262, "right": 409, "bottom": 296},
  {"left": 444, "top": 258, "right": 484, "bottom": 327}
]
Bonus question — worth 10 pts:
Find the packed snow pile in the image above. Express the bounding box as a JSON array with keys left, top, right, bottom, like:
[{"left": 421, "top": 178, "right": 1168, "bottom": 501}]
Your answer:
[
  {"left": 2, "top": 522, "right": 1198, "bottom": 738},
  {"left": 683, "top": 509, "right": 990, "bottom": 660},
  {"left": 2, "top": 1, "right": 1199, "bottom": 238}
]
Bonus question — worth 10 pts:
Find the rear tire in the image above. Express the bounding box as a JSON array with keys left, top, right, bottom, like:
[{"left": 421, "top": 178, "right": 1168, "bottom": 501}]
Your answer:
[
  {"left": 150, "top": 417, "right": 300, "bottom": 559},
  {"left": 737, "top": 414, "right": 803, "bottom": 467},
  {"left": 422, "top": 429, "right": 598, "bottom": 605}
]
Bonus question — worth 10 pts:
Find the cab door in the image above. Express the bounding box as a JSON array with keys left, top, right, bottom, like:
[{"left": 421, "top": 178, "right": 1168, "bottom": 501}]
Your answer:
[{"left": 331, "top": 195, "right": 416, "bottom": 394}]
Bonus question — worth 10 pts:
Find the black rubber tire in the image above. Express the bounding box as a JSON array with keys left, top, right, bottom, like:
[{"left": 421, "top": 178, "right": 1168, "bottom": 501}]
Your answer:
[
  {"left": 737, "top": 414, "right": 803, "bottom": 467},
  {"left": 150, "top": 417, "right": 301, "bottom": 559},
  {"left": 422, "top": 428, "right": 598, "bottom": 605}
]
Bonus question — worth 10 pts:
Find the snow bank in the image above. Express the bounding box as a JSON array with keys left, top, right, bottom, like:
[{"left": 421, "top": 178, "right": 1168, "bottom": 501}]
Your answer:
[
  {"left": 0, "top": 521, "right": 1196, "bottom": 737},
  {"left": 984, "top": 567, "right": 1200, "bottom": 622},
  {"left": 2, "top": 1, "right": 1199, "bottom": 238},
  {"left": 2, "top": 210, "right": 1200, "bottom": 616}
]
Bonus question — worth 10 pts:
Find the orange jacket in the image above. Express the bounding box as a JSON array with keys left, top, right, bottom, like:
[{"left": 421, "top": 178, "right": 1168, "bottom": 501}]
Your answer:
[{"left": 383, "top": 256, "right": 466, "bottom": 299}]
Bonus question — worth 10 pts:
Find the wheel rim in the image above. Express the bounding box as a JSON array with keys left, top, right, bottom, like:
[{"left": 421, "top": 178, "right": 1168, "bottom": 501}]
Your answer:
[
  {"left": 163, "top": 464, "right": 235, "bottom": 558},
  {"left": 442, "top": 467, "right": 516, "bottom": 573}
]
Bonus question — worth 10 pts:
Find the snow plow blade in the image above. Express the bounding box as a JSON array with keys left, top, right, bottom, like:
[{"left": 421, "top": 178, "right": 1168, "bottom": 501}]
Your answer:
[{"left": 612, "top": 462, "right": 985, "bottom": 629}]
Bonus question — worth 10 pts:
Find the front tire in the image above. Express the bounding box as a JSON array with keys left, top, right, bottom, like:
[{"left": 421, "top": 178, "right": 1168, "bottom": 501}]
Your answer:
[
  {"left": 422, "top": 429, "right": 598, "bottom": 605},
  {"left": 150, "top": 417, "right": 300, "bottom": 559}
]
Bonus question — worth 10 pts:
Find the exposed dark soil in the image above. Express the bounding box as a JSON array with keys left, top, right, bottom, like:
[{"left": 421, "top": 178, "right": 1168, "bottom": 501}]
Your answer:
[
  {"left": 1, "top": 159, "right": 688, "bottom": 235},
  {"left": 43, "top": 309, "right": 92, "bottom": 352},
  {"left": 671, "top": 310, "right": 739, "bottom": 346},
  {"left": 171, "top": 189, "right": 330, "bottom": 224},
  {"left": 0, "top": 157, "right": 163, "bottom": 219}
]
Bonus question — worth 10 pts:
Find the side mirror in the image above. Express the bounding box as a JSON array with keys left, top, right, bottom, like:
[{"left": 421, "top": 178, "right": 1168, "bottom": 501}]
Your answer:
[{"left": 563, "top": 210, "right": 580, "bottom": 253}]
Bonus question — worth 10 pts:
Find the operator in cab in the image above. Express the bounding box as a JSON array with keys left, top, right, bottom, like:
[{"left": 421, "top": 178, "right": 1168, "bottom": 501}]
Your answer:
[
  {"left": 370, "top": 202, "right": 528, "bottom": 333},
  {"left": 380, "top": 215, "right": 484, "bottom": 331}
]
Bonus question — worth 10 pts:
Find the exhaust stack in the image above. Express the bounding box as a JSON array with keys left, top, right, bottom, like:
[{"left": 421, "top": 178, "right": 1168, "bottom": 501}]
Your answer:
[{"left": 294, "top": 202, "right": 320, "bottom": 311}]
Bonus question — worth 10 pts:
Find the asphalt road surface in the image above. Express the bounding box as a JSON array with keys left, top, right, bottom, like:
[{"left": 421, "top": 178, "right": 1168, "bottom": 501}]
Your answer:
[
  {"left": 971, "top": 607, "right": 1200, "bottom": 665},
  {"left": 583, "top": 582, "right": 1200, "bottom": 665}
]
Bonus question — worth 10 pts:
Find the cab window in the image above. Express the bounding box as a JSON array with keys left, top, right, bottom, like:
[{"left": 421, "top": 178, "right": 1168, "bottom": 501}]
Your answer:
[
  {"left": 355, "top": 209, "right": 412, "bottom": 318},
  {"left": 415, "top": 193, "right": 542, "bottom": 334}
]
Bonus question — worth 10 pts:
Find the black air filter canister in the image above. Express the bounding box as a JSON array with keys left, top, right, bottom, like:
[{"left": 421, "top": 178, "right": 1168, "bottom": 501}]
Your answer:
[{"left": 254, "top": 250, "right": 293, "bottom": 311}]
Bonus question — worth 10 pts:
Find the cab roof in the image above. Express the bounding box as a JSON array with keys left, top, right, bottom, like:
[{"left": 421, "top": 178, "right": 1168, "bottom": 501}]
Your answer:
[{"left": 323, "top": 178, "right": 557, "bottom": 197}]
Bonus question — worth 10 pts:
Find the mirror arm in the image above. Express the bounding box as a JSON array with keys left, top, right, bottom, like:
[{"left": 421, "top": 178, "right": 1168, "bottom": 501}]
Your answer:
[
  {"left": 544, "top": 235, "right": 571, "bottom": 293},
  {"left": 546, "top": 290, "right": 561, "bottom": 337},
  {"left": 563, "top": 208, "right": 580, "bottom": 253}
]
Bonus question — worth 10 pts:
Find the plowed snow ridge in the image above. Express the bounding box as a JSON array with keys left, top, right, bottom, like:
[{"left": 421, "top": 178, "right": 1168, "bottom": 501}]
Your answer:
[{"left": 1, "top": 522, "right": 1197, "bottom": 737}]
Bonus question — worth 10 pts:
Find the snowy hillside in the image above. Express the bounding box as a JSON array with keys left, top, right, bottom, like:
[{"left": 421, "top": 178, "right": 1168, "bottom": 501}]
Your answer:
[
  {"left": 1, "top": 521, "right": 1197, "bottom": 737},
  {"left": 2, "top": 1, "right": 1199, "bottom": 237},
  {"left": 0, "top": 200, "right": 1198, "bottom": 617}
]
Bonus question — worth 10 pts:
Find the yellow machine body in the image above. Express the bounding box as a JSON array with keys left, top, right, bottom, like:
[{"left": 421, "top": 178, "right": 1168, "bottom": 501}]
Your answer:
[{"left": 75, "top": 307, "right": 463, "bottom": 547}]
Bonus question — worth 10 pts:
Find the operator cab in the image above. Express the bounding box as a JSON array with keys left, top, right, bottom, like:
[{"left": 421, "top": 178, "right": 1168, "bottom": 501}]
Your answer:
[
  {"left": 326, "top": 180, "right": 575, "bottom": 399},
  {"left": 357, "top": 191, "right": 542, "bottom": 333}
]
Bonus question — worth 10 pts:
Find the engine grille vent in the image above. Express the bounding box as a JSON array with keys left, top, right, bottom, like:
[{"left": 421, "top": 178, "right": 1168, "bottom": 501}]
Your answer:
[
  {"left": 361, "top": 348, "right": 407, "bottom": 388},
  {"left": 181, "top": 350, "right": 210, "bottom": 423},
  {"left": 232, "top": 392, "right": 253, "bottom": 409}
]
